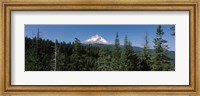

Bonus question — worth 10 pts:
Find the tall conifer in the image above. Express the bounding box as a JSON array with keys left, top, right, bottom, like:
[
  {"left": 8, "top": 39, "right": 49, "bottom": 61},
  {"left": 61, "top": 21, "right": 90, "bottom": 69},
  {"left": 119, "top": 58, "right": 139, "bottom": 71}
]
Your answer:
[
  {"left": 152, "top": 25, "right": 171, "bottom": 71},
  {"left": 111, "top": 32, "right": 121, "bottom": 70}
]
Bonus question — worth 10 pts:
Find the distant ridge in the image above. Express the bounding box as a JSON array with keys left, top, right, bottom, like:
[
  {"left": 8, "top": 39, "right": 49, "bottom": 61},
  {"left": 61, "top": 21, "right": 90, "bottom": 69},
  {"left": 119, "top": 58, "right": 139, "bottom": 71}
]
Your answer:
[{"left": 82, "top": 43, "right": 175, "bottom": 59}]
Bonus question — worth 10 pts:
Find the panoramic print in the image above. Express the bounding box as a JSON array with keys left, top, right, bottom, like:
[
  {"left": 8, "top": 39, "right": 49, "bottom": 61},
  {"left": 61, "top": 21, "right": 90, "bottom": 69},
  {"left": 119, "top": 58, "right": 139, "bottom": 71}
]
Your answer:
[{"left": 25, "top": 25, "right": 175, "bottom": 71}]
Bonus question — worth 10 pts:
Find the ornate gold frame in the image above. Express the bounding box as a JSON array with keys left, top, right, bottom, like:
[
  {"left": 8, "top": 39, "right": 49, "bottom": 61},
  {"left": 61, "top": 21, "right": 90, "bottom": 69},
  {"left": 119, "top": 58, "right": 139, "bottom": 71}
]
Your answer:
[{"left": 0, "top": 0, "right": 199, "bottom": 96}]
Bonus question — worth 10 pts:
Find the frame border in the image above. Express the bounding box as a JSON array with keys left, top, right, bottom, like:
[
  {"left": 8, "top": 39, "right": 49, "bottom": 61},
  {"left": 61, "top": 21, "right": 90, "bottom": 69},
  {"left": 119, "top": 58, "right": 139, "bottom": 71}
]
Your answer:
[{"left": 0, "top": 0, "right": 199, "bottom": 95}]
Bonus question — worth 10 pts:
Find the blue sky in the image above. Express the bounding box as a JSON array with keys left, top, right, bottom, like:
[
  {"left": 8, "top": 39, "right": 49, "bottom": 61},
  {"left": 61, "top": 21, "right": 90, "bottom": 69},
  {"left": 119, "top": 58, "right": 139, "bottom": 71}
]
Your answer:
[{"left": 25, "top": 25, "right": 175, "bottom": 51}]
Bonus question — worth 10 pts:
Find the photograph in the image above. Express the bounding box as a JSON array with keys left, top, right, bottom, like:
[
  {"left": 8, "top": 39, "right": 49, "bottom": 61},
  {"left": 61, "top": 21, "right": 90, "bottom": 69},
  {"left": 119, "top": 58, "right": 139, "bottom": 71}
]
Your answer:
[
  {"left": 2, "top": 0, "right": 198, "bottom": 94},
  {"left": 25, "top": 25, "right": 175, "bottom": 71}
]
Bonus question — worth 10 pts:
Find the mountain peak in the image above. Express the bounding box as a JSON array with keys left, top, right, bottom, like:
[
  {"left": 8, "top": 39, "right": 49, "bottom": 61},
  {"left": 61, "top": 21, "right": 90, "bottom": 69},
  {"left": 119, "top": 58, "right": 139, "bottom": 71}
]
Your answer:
[
  {"left": 92, "top": 34, "right": 101, "bottom": 38},
  {"left": 84, "top": 34, "right": 111, "bottom": 45}
]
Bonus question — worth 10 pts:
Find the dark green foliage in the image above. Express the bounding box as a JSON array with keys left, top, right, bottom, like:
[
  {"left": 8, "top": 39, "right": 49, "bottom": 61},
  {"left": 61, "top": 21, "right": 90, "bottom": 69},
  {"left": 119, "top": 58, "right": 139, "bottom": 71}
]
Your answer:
[
  {"left": 70, "top": 38, "right": 83, "bottom": 71},
  {"left": 25, "top": 37, "right": 53, "bottom": 71},
  {"left": 152, "top": 25, "right": 174, "bottom": 71},
  {"left": 120, "top": 35, "right": 129, "bottom": 70},
  {"left": 126, "top": 41, "right": 140, "bottom": 71},
  {"left": 25, "top": 37, "right": 101, "bottom": 71},
  {"left": 111, "top": 32, "right": 121, "bottom": 70},
  {"left": 121, "top": 35, "right": 140, "bottom": 71},
  {"left": 96, "top": 48, "right": 112, "bottom": 71},
  {"left": 25, "top": 26, "right": 175, "bottom": 71},
  {"left": 81, "top": 43, "right": 175, "bottom": 59},
  {"left": 140, "top": 32, "right": 151, "bottom": 71}
]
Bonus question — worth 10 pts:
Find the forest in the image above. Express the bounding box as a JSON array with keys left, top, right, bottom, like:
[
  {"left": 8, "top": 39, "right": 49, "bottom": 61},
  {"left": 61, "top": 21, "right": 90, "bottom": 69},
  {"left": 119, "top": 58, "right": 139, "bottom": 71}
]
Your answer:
[{"left": 25, "top": 25, "right": 175, "bottom": 71}]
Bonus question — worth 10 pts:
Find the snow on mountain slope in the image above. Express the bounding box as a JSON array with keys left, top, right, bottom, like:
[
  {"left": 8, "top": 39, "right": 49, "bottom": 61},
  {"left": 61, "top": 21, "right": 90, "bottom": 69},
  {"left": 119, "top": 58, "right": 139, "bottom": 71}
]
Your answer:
[{"left": 84, "top": 34, "right": 111, "bottom": 44}]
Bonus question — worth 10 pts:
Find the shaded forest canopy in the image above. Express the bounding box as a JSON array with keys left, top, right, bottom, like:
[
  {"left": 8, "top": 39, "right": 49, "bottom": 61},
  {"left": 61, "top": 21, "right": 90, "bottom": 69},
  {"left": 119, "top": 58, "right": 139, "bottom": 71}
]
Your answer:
[{"left": 25, "top": 25, "right": 175, "bottom": 71}]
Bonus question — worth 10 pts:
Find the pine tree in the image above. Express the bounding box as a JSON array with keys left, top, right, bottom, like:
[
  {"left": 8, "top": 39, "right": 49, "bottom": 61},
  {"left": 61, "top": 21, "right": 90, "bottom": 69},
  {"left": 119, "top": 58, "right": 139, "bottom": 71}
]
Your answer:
[
  {"left": 126, "top": 41, "right": 140, "bottom": 71},
  {"left": 96, "top": 48, "right": 112, "bottom": 71},
  {"left": 152, "top": 25, "right": 171, "bottom": 71},
  {"left": 25, "top": 37, "right": 37, "bottom": 71},
  {"left": 25, "top": 35, "right": 53, "bottom": 71},
  {"left": 25, "top": 28, "right": 174, "bottom": 71},
  {"left": 140, "top": 32, "right": 151, "bottom": 71},
  {"left": 37, "top": 38, "right": 52, "bottom": 71},
  {"left": 120, "top": 35, "right": 130, "bottom": 71},
  {"left": 170, "top": 25, "right": 175, "bottom": 36},
  {"left": 63, "top": 42, "right": 73, "bottom": 71},
  {"left": 70, "top": 38, "right": 83, "bottom": 71},
  {"left": 111, "top": 32, "right": 121, "bottom": 70},
  {"left": 120, "top": 34, "right": 140, "bottom": 71},
  {"left": 56, "top": 41, "right": 66, "bottom": 71},
  {"left": 84, "top": 45, "right": 100, "bottom": 71}
]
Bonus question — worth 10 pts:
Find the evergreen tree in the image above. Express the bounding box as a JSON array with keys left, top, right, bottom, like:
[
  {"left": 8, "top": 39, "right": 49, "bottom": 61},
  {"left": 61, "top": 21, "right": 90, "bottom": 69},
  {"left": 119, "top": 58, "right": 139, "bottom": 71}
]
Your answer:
[
  {"left": 37, "top": 38, "right": 52, "bottom": 71},
  {"left": 170, "top": 25, "right": 175, "bottom": 36},
  {"left": 63, "top": 42, "right": 73, "bottom": 71},
  {"left": 111, "top": 32, "right": 121, "bottom": 70},
  {"left": 70, "top": 38, "right": 84, "bottom": 71},
  {"left": 120, "top": 35, "right": 130, "bottom": 71},
  {"left": 152, "top": 25, "right": 171, "bottom": 71},
  {"left": 25, "top": 28, "right": 175, "bottom": 71},
  {"left": 126, "top": 41, "right": 140, "bottom": 71},
  {"left": 140, "top": 32, "right": 151, "bottom": 71},
  {"left": 25, "top": 36, "right": 53, "bottom": 71},
  {"left": 25, "top": 37, "right": 37, "bottom": 71},
  {"left": 56, "top": 41, "right": 66, "bottom": 71},
  {"left": 84, "top": 45, "right": 100, "bottom": 71},
  {"left": 96, "top": 48, "right": 112, "bottom": 71}
]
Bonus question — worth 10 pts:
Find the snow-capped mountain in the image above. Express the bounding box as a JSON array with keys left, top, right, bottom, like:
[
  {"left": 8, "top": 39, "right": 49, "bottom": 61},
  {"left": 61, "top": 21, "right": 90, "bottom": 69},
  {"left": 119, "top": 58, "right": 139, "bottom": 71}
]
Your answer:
[{"left": 84, "top": 34, "right": 111, "bottom": 44}]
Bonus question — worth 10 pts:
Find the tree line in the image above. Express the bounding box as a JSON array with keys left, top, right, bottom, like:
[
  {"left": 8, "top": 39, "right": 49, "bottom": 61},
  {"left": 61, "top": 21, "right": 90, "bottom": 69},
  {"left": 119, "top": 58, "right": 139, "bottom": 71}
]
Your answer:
[{"left": 25, "top": 25, "right": 175, "bottom": 71}]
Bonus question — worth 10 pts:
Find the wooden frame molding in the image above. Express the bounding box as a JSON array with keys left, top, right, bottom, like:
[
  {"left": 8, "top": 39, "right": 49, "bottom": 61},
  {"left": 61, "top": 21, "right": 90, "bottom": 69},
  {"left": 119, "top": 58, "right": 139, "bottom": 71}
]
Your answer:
[{"left": 0, "top": 0, "right": 199, "bottom": 96}]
